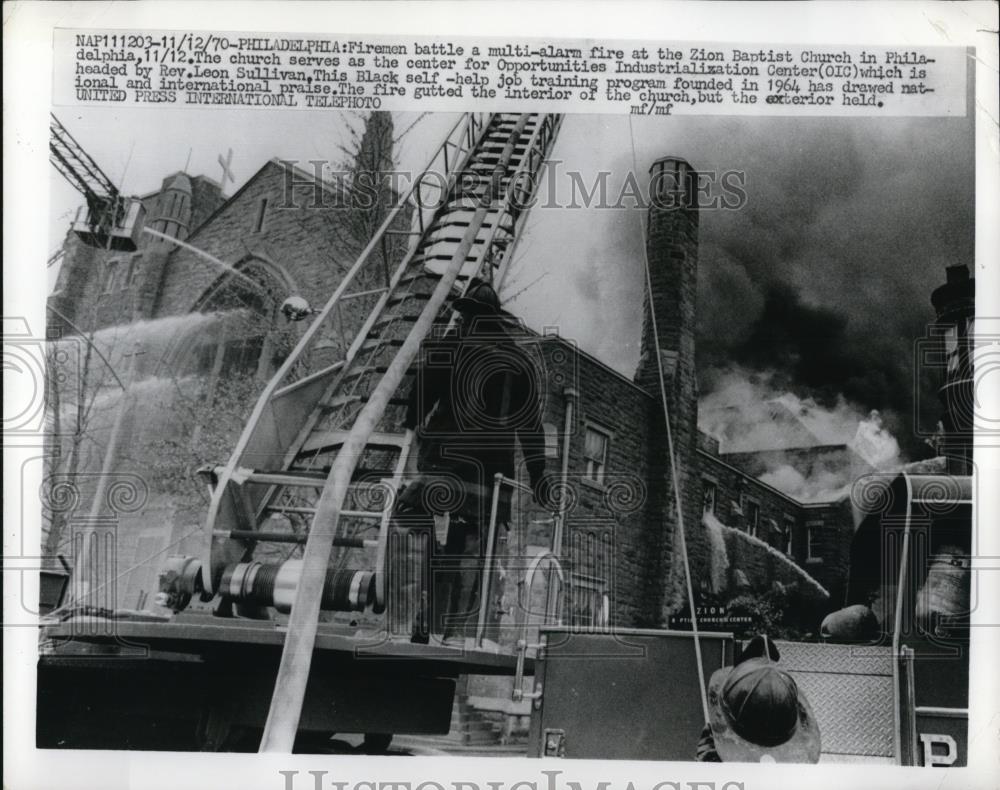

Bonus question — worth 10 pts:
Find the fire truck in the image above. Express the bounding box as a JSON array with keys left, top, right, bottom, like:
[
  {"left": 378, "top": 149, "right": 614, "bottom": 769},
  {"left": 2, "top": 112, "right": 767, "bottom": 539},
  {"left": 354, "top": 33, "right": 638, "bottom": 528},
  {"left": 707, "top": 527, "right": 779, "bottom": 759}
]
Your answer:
[{"left": 37, "top": 113, "right": 972, "bottom": 765}]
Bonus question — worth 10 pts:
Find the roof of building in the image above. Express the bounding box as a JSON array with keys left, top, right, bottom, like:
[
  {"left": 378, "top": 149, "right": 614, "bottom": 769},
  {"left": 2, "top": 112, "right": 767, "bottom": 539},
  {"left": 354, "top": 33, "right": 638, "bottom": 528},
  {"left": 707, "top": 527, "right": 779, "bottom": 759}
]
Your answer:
[{"left": 183, "top": 158, "right": 351, "bottom": 244}]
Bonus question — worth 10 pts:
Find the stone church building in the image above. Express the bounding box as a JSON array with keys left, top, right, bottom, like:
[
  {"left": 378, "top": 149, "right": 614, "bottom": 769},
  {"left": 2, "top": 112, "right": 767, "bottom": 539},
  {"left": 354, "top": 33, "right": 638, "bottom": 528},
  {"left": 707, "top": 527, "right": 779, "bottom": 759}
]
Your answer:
[{"left": 46, "top": 114, "right": 856, "bottom": 635}]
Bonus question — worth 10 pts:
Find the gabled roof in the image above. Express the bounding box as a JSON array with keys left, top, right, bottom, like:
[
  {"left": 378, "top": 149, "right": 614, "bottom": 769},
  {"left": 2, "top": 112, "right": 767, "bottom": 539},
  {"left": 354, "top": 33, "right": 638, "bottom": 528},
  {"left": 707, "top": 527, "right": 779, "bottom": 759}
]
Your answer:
[{"left": 184, "top": 159, "right": 349, "bottom": 243}]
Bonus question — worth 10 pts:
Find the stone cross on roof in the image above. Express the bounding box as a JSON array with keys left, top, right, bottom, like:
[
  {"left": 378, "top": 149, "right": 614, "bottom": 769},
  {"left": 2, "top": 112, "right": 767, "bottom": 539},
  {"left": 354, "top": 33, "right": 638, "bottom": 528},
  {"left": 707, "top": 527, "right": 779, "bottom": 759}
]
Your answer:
[{"left": 217, "top": 148, "right": 235, "bottom": 187}]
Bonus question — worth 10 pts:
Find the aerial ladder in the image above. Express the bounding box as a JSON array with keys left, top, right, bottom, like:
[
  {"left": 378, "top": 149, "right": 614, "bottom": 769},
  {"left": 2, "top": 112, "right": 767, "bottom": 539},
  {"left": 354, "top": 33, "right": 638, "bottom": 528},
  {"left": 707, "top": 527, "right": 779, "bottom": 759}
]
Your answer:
[
  {"left": 49, "top": 113, "right": 145, "bottom": 250},
  {"left": 153, "top": 112, "right": 563, "bottom": 748}
]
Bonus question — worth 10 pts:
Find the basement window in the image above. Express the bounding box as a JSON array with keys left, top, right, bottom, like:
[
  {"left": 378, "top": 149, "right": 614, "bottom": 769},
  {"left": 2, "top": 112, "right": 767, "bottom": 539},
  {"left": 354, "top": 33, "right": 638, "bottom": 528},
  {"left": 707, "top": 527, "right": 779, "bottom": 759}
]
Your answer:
[{"left": 583, "top": 425, "right": 611, "bottom": 485}]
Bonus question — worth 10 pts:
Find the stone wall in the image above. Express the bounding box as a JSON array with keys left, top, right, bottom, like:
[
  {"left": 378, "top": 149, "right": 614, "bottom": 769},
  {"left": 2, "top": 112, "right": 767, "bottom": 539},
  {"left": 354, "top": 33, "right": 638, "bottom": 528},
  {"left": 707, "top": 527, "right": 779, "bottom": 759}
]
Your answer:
[
  {"left": 694, "top": 449, "right": 853, "bottom": 612},
  {"left": 153, "top": 162, "right": 352, "bottom": 319},
  {"left": 797, "top": 500, "right": 855, "bottom": 608},
  {"left": 634, "top": 158, "right": 702, "bottom": 623},
  {"left": 715, "top": 516, "right": 829, "bottom": 601},
  {"left": 531, "top": 337, "right": 660, "bottom": 627}
]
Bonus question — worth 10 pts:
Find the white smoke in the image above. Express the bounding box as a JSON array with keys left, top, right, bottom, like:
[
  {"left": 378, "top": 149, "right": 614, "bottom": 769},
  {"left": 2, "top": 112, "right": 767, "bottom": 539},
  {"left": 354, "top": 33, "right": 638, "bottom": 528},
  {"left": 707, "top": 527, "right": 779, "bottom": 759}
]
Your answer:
[
  {"left": 850, "top": 409, "right": 902, "bottom": 469},
  {"left": 758, "top": 464, "right": 855, "bottom": 504},
  {"left": 699, "top": 367, "right": 902, "bottom": 502}
]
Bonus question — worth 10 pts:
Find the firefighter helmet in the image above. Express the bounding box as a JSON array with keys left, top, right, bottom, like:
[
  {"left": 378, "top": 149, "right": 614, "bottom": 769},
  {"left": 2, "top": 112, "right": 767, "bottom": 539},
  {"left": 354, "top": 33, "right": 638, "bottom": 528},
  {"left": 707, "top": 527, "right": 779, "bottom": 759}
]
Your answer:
[{"left": 707, "top": 637, "right": 821, "bottom": 762}]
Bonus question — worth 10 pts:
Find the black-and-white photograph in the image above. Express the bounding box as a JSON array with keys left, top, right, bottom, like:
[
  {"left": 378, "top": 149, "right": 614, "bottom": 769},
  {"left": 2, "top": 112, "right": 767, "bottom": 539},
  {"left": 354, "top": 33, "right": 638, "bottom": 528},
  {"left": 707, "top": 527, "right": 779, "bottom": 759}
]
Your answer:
[{"left": 5, "top": 3, "right": 999, "bottom": 789}]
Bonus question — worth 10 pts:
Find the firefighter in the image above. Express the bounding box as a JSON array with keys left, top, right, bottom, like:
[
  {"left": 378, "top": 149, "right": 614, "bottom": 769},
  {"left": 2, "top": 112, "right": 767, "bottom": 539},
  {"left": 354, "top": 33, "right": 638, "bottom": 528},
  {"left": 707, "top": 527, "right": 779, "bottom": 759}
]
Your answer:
[
  {"left": 696, "top": 635, "right": 821, "bottom": 763},
  {"left": 394, "top": 281, "right": 550, "bottom": 643}
]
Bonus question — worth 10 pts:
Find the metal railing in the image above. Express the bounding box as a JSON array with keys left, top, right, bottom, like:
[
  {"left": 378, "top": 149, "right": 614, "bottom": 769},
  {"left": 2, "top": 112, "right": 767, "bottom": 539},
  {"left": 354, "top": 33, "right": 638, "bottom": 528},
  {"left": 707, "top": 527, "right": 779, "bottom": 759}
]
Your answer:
[{"left": 473, "top": 473, "right": 567, "bottom": 654}]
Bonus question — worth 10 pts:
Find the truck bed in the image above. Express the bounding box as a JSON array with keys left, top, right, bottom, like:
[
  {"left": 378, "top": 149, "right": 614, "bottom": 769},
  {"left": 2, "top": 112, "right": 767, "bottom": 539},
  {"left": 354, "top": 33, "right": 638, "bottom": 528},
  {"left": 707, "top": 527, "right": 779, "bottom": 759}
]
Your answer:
[{"left": 37, "top": 613, "right": 530, "bottom": 751}]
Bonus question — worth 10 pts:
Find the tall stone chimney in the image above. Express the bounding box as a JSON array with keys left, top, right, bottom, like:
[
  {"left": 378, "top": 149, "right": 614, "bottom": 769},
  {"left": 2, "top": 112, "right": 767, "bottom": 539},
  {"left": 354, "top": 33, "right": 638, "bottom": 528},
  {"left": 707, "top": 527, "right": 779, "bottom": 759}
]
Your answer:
[
  {"left": 931, "top": 264, "right": 975, "bottom": 475},
  {"left": 636, "top": 157, "right": 699, "bottom": 438},
  {"left": 635, "top": 157, "right": 702, "bottom": 622}
]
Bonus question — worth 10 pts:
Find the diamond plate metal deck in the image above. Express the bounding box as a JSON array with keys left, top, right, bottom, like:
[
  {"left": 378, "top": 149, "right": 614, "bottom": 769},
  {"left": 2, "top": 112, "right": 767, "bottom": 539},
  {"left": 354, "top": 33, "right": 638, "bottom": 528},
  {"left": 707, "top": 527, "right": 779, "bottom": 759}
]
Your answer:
[{"left": 776, "top": 641, "right": 896, "bottom": 759}]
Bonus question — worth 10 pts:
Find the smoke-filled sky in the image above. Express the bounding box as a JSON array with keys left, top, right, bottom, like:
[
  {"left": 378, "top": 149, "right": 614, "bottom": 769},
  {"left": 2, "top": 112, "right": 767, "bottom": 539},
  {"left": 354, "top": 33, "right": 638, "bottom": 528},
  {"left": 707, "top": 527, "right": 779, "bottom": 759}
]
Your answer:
[
  {"left": 49, "top": 109, "right": 973, "bottom": 457},
  {"left": 505, "top": 112, "right": 974, "bottom": 457}
]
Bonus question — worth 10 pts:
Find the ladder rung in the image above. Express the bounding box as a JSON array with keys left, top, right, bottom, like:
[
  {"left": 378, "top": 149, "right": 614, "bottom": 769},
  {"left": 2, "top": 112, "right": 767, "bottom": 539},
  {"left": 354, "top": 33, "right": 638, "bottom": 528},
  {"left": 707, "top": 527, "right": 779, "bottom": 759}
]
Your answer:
[
  {"left": 320, "top": 393, "right": 409, "bottom": 412},
  {"left": 396, "top": 275, "right": 435, "bottom": 291},
  {"left": 440, "top": 199, "right": 508, "bottom": 212},
  {"left": 464, "top": 169, "right": 518, "bottom": 180},
  {"left": 323, "top": 394, "right": 362, "bottom": 409},
  {"left": 341, "top": 363, "right": 379, "bottom": 376},
  {"left": 399, "top": 267, "right": 436, "bottom": 281},
  {"left": 343, "top": 363, "right": 412, "bottom": 379},
  {"left": 360, "top": 336, "right": 404, "bottom": 352},
  {"left": 302, "top": 429, "right": 409, "bottom": 455},
  {"left": 373, "top": 313, "right": 420, "bottom": 331},
  {"left": 342, "top": 286, "right": 389, "bottom": 301},
  {"left": 490, "top": 124, "right": 534, "bottom": 135},
  {"left": 343, "top": 510, "right": 387, "bottom": 520},
  {"left": 427, "top": 233, "right": 505, "bottom": 246},
  {"left": 430, "top": 219, "right": 514, "bottom": 233},
  {"left": 410, "top": 264, "right": 480, "bottom": 275},
  {"left": 415, "top": 248, "right": 484, "bottom": 259},
  {"left": 234, "top": 469, "right": 328, "bottom": 487},
  {"left": 481, "top": 143, "right": 529, "bottom": 153},
  {"left": 227, "top": 465, "right": 403, "bottom": 490},
  {"left": 340, "top": 364, "right": 388, "bottom": 380},
  {"left": 387, "top": 291, "right": 432, "bottom": 307},
  {"left": 492, "top": 122, "right": 537, "bottom": 131}
]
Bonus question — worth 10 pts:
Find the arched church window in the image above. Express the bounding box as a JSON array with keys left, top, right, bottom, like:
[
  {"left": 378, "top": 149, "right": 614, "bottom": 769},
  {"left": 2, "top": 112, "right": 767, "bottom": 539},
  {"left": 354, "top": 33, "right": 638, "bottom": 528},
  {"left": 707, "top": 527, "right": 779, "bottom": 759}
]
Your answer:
[{"left": 178, "top": 258, "right": 293, "bottom": 385}]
